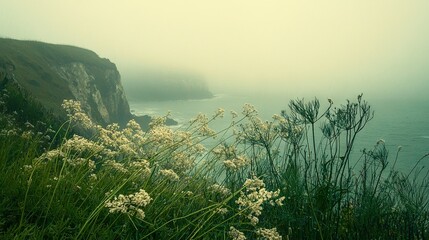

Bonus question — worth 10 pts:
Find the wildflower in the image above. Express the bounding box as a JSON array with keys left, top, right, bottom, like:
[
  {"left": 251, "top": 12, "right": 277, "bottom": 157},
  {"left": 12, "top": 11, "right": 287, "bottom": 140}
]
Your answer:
[
  {"left": 224, "top": 155, "right": 249, "bottom": 171},
  {"left": 168, "top": 152, "right": 194, "bottom": 175},
  {"left": 21, "top": 131, "right": 34, "bottom": 139},
  {"left": 105, "top": 189, "right": 152, "bottom": 220},
  {"left": 43, "top": 135, "right": 51, "bottom": 141},
  {"left": 22, "top": 165, "right": 33, "bottom": 173},
  {"left": 228, "top": 226, "right": 246, "bottom": 240},
  {"left": 231, "top": 110, "right": 239, "bottom": 118},
  {"left": 63, "top": 135, "right": 104, "bottom": 155},
  {"left": 270, "top": 196, "right": 285, "bottom": 207},
  {"left": 236, "top": 176, "right": 283, "bottom": 226},
  {"left": 103, "top": 160, "right": 128, "bottom": 173},
  {"left": 89, "top": 173, "right": 98, "bottom": 181},
  {"left": 126, "top": 119, "right": 141, "bottom": 131},
  {"left": 159, "top": 169, "right": 180, "bottom": 181},
  {"left": 129, "top": 159, "right": 151, "bottom": 176},
  {"left": 215, "top": 207, "right": 229, "bottom": 215},
  {"left": 66, "top": 157, "right": 96, "bottom": 171},
  {"left": 214, "top": 108, "right": 225, "bottom": 118},
  {"left": 199, "top": 125, "right": 217, "bottom": 137},
  {"left": 182, "top": 191, "right": 193, "bottom": 196},
  {"left": 149, "top": 126, "right": 174, "bottom": 144},
  {"left": 242, "top": 103, "right": 257, "bottom": 116},
  {"left": 46, "top": 128, "right": 56, "bottom": 134},
  {"left": 7, "top": 129, "right": 18, "bottom": 136},
  {"left": 61, "top": 99, "right": 94, "bottom": 129},
  {"left": 149, "top": 115, "right": 168, "bottom": 129},
  {"left": 209, "top": 183, "right": 231, "bottom": 197},
  {"left": 190, "top": 113, "right": 217, "bottom": 137},
  {"left": 256, "top": 227, "right": 282, "bottom": 240},
  {"left": 24, "top": 121, "right": 34, "bottom": 128}
]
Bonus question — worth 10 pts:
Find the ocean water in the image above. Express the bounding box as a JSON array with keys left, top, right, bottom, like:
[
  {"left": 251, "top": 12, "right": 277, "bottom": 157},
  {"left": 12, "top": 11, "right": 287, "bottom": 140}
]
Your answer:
[{"left": 130, "top": 93, "right": 429, "bottom": 173}]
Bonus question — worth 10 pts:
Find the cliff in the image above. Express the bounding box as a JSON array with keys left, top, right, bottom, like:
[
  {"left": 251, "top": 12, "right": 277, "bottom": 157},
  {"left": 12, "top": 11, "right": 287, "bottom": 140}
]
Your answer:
[{"left": 0, "top": 38, "right": 132, "bottom": 126}]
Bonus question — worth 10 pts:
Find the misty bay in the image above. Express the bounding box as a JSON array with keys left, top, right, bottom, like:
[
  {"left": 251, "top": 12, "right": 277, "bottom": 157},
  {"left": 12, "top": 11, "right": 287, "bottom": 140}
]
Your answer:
[{"left": 130, "top": 93, "right": 429, "bottom": 174}]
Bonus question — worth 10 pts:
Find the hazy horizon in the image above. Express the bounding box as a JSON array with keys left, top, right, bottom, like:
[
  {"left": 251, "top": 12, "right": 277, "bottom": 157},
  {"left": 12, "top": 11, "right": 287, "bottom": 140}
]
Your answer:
[{"left": 2, "top": 1, "right": 429, "bottom": 100}]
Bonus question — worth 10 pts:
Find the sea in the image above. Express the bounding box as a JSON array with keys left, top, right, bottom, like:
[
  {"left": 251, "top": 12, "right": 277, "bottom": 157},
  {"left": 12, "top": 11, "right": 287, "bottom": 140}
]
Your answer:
[{"left": 129, "top": 92, "right": 429, "bottom": 174}]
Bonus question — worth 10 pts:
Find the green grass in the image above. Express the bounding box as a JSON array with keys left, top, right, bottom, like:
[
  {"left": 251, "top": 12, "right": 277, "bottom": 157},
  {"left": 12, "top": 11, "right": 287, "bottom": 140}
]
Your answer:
[{"left": 1, "top": 93, "right": 428, "bottom": 239}]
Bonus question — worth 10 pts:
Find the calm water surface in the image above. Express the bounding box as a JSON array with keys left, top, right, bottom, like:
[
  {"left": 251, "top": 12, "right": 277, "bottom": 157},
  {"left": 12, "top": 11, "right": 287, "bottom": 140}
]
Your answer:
[{"left": 130, "top": 93, "right": 429, "bottom": 173}]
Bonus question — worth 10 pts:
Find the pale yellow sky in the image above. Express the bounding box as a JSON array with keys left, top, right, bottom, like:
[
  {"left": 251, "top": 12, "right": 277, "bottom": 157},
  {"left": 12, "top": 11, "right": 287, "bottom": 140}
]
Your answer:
[{"left": 2, "top": 0, "right": 429, "bottom": 98}]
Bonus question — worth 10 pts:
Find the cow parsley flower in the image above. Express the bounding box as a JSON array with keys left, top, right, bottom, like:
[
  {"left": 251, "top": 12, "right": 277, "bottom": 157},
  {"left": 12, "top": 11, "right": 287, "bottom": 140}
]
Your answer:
[
  {"left": 228, "top": 226, "right": 246, "bottom": 240},
  {"left": 209, "top": 183, "right": 231, "bottom": 197},
  {"left": 105, "top": 189, "right": 152, "bottom": 220},
  {"left": 224, "top": 155, "right": 249, "bottom": 171},
  {"left": 236, "top": 176, "right": 284, "bottom": 226},
  {"left": 256, "top": 227, "right": 282, "bottom": 240},
  {"left": 159, "top": 169, "right": 180, "bottom": 181}
]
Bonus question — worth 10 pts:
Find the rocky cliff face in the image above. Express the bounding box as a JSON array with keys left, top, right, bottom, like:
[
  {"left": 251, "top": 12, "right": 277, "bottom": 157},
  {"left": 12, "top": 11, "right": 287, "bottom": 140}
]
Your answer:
[
  {"left": 54, "top": 62, "right": 130, "bottom": 125},
  {"left": 0, "top": 38, "right": 132, "bottom": 126}
]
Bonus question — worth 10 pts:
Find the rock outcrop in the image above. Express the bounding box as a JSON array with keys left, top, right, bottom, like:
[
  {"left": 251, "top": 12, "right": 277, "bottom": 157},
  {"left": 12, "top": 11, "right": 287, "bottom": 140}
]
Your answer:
[{"left": 0, "top": 38, "right": 132, "bottom": 126}]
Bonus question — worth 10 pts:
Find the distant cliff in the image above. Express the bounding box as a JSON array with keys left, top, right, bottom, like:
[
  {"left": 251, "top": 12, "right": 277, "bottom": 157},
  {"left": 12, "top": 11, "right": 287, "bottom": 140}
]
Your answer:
[
  {"left": 0, "top": 38, "right": 132, "bottom": 126},
  {"left": 123, "top": 70, "right": 213, "bottom": 101}
]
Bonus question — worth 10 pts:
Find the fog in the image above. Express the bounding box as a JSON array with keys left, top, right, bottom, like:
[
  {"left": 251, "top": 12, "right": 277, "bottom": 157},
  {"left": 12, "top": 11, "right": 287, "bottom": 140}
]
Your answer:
[{"left": 2, "top": 0, "right": 429, "bottom": 100}]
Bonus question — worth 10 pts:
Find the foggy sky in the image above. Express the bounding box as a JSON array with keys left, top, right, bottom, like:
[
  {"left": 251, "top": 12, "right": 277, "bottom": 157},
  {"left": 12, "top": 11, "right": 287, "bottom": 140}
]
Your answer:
[{"left": 2, "top": 0, "right": 429, "bottom": 99}]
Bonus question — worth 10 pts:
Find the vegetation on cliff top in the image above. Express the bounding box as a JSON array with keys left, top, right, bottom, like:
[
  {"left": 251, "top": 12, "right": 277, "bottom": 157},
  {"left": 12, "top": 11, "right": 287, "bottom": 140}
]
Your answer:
[
  {"left": 1, "top": 89, "right": 428, "bottom": 239},
  {"left": 0, "top": 38, "right": 131, "bottom": 126}
]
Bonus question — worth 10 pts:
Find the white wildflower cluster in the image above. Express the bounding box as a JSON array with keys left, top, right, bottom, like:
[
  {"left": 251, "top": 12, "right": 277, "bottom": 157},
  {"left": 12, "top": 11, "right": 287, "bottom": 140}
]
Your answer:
[
  {"left": 89, "top": 173, "right": 98, "bottom": 181},
  {"left": 149, "top": 126, "right": 174, "bottom": 145},
  {"left": 31, "top": 135, "right": 101, "bottom": 173},
  {"left": 182, "top": 190, "right": 193, "bottom": 197},
  {"left": 215, "top": 207, "right": 229, "bottom": 215},
  {"left": 238, "top": 116, "right": 278, "bottom": 146},
  {"left": 95, "top": 123, "right": 144, "bottom": 159},
  {"left": 190, "top": 113, "right": 216, "bottom": 137},
  {"left": 103, "top": 160, "right": 128, "bottom": 173},
  {"left": 105, "top": 189, "right": 152, "bottom": 220},
  {"left": 162, "top": 152, "right": 195, "bottom": 176},
  {"left": 242, "top": 103, "right": 257, "bottom": 116},
  {"left": 229, "top": 226, "right": 247, "bottom": 240},
  {"left": 149, "top": 115, "right": 168, "bottom": 129},
  {"left": 61, "top": 99, "right": 94, "bottom": 129},
  {"left": 22, "top": 164, "right": 33, "bottom": 173},
  {"left": 66, "top": 157, "right": 96, "bottom": 171},
  {"left": 212, "top": 144, "right": 237, "bottom": 159},
  {"left": 256, "top": 227, "right": 282, "bottom": 240},
  {"left": 63, "top": 135, "right": 104, "bottom": 156},
  {"left": 208, "top": 183, "right": 231, "bottom": 197},
  {"left": 159, "top": 169, "right": 180, "bottom": 181},
  {"left": 129, "top": 159, "right": 151, "bottom": 177},
  {"left": 21, "top": 130, "right": 34, "bottom": 139},
  {"left": 236, "top": 176, "right": 283, "bottom": 226},
  {"left": 1, "top": 128, "right": 19, "bottom": 137},
  {"left": 36, "top": 149, "right": 65, "bottom": 162},
  {"left": 224, "top": 155, "right": 249, "bottom": 171},
  {"left": 213, "top": 108, "right": 225, "bottom": 118},
  {"left": 60, "top": 100, "right": 205, "bottom": 173}
]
